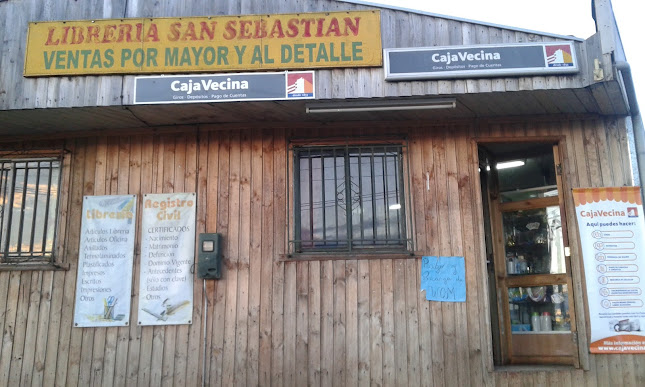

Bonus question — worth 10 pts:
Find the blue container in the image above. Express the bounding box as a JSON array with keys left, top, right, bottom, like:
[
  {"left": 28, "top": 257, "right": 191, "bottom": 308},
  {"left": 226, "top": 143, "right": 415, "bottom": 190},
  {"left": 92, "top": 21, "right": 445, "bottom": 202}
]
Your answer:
[{"left": 511, "top": 324, "right": 531, "bottom": 332}]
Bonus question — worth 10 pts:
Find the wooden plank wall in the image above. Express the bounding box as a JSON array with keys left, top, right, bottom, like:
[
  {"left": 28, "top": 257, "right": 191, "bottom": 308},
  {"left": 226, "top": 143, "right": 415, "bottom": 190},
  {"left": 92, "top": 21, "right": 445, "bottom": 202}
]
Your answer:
[
  {"left": 1, "top": 0, "right": 584, "bottom": 111},
  {"left": 1, "top": 117, "right": 644, "bottom": 386}
]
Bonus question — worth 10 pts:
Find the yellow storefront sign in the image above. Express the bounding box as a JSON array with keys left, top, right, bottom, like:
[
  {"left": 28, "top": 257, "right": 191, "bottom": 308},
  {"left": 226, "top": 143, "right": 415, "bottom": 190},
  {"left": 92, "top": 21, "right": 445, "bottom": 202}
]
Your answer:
[{"left": 24, "top": 11, "right": 382, "bottom": 76}]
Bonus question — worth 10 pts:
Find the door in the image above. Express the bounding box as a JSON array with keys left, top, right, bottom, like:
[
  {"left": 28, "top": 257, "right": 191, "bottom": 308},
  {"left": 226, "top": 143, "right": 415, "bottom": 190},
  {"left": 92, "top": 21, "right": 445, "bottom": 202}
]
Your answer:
[{"left": 481, "top": 141, "right": 579, "bottom": 366}]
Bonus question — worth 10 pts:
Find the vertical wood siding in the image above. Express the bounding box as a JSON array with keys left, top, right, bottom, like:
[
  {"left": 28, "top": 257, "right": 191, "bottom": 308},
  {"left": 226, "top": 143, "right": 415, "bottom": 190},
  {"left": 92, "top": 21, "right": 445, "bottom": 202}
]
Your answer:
[
  {"left": 0, "top": 117, "right": 644, "bottom": 386},
  {"left": 0, "top": 0, "right": 583, "bottom": 111}
]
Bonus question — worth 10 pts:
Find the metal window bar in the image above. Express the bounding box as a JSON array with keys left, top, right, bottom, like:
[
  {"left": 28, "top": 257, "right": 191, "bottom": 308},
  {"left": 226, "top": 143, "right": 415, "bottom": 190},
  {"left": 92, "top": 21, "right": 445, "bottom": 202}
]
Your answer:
[
  {"left": 333, "top": 148, "right": 340, "bottom": 248},
  {"left": 308, "top": 148, "right": 314, "bottom": 248},
  {"left": 382, "top": 148, "right": 391, "bottom": 244},
  {"left": 382, "top": 150, "right": 389, "bottom": 244},
  {"left": 386, "top": 150, "right": 397, "bottom": 242},
  {"left": 392, "top": 149, "right": 405, "bottom": 245},
  {"left": 47, "top": 161, "right": 60, "bottom": 258},
  {"left": 293, "top": 153, "right": 302, "bottom": 252},
  {"left": 28, "top": 161, "right": 43, "bottom": 254},
  {"left": 344, "top": 146, "right": 353, "bottom": 252},
  {"left": 3, "top": 162, "right": 18, "bottom": 256},
  {"left": 370, "top": 148, "right": 377, "bottom": 246},
  {"left": 42, "top": 161, "right": 56, "bottom": 255},
  {"left": 0, "top": 158, "right": 60, "bottom": 262},
  {"left": 290, "top": 144, "right": 410, "bottom": 254},
  {"left": 357, "top": 149, "right": 365, "bottom": 246},
  {"left": 401, "top": 148, "right": 411, "bottom": 251},
  {"left": 0, "top": 163, "right": 10, "bottom": 254},
  {"left": 392, "top": 151, "right": 403, "bottom": 241},
  {"left": 288, "top": 149, "right": 293, "bottom": 251},
  {"left": 16, "top": 162, "right": 31, "bottom": 254},
  {"left": 320, "top": 152, "right": 327, "bottom": 246}
]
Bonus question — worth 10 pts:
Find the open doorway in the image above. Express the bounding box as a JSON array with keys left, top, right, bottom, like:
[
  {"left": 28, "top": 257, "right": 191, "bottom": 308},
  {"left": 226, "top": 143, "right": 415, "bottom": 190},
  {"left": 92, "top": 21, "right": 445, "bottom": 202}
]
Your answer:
[{"left": 478, "top": 140, "right": 579, "bottom": 366}]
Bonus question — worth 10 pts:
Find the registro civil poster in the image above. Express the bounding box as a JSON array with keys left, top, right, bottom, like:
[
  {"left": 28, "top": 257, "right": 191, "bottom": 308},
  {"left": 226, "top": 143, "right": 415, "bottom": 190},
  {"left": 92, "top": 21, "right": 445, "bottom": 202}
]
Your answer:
[
  {"left": 573, "top": 187, "right": 645, "bottom": 353},
  {"left": 74, "top": 195, "right": 137, "bottom": 327},
  {"left": 138, "top": 192, "right": 196, "bottom": 325}
]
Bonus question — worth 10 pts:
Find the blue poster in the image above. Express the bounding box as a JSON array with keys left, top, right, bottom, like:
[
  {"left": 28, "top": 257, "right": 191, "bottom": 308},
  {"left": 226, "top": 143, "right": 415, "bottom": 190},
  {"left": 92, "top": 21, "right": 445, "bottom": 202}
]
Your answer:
[{"left": 420, "top": 256, "right": 466, "bottom": 302}]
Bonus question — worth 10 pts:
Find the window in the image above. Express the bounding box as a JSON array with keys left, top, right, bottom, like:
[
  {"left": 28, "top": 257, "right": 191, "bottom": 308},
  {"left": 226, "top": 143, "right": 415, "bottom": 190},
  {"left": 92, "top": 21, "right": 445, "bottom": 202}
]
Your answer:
[
  {"left": 289, "top": 143, "right": 413, "bottom": 255},
  {"left": 0, "top": 157, "right": 62, "bottom": 264}
]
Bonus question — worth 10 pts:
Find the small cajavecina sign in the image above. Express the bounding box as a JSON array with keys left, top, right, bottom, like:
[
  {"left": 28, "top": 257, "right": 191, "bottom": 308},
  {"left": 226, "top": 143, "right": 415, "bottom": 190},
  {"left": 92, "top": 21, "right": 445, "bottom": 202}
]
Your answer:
[
  {"left": 24, "top": 11, "right": 381, "bottom": 76},
  {"left": 133, "top": 71, "right": 315, "bottom": 104},
  {"left": 385, "top": 42, "right": 578, "bottom": 81}
]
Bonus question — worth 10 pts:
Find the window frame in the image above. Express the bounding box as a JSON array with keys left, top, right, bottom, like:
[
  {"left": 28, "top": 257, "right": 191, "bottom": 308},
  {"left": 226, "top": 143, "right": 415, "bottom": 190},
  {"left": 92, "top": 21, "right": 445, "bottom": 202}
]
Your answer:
[
  {"left": 0, "top": 149, "right": 70, "bottom": 271},
  {"left": 287, "top": 138, "right": 415, "bottom": 258}
]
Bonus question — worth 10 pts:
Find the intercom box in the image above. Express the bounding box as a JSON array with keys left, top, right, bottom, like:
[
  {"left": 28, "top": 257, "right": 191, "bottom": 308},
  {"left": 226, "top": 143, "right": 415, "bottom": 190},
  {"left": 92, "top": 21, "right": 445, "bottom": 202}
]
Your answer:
[{"left": 197, "top": 233, "right": 222, "bottom": 279}]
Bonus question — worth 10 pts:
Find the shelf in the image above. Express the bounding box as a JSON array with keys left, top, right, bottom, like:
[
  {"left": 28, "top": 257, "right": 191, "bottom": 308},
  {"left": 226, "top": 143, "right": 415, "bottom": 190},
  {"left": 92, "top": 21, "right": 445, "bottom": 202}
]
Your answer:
[{"left": 509, "top": 298, "right": 552, "bottom": 305}]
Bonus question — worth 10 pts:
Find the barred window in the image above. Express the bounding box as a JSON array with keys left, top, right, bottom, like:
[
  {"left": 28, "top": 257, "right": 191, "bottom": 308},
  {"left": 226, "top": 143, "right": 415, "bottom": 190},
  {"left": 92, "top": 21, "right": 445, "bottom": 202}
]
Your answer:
[
  {"left": 290, "top": 144, "right": 412, "bottom": 254},
  {"left": 0, "top": 158, "right": 61, "bottom": 263}
]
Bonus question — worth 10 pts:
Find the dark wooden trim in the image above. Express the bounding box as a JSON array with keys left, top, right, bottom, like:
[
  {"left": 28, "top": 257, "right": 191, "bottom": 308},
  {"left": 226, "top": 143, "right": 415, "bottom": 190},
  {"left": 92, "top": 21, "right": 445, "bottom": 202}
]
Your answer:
[
  {"left": 504, "top": 274, "right": 569, "bottom": 287},
  {"left": 507, "top": 355, "right": 575, "bottom": 366},
  {"left": 474, "top": 135, "right": 566, "bottom": 145},
  {"left": 499, "top": 196, "right": 560, "bottom": 212},
  {"left": 0, "top": 113, "right": 612, "bottom": 144},
  {"left": 493, "top": 364, "right": 576, "bottom": 373},
  {"left": 288, "top": 135, "right": 408, "bottom": 146},
  {"left": 279, "top": 252, "right": 419, "bottom": 262},
  {"left": 0, "top": 262, "right": 70, "bottom": 271}
]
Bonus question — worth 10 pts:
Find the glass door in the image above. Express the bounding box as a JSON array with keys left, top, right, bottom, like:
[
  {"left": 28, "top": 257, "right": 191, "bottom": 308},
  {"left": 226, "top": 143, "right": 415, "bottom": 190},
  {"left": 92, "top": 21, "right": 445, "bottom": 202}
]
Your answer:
[{"left": 483, "top": 142, "right": 578, "bottom": 366}]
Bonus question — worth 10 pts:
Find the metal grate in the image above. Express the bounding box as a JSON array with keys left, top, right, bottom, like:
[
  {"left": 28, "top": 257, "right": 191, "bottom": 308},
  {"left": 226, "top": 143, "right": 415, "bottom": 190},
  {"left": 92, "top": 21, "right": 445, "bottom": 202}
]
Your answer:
[
  {"left": 290, "top": 144, "right": 412, "bottom": 254},
  {"left": 0, "top": 158, "right": 61, "bottom": 263}
]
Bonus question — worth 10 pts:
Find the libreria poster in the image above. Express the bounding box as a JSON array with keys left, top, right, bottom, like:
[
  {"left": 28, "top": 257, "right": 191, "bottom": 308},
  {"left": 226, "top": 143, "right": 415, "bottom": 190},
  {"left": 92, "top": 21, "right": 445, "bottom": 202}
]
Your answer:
[
  {"left": 138, "top": 193, "right": 196, "bottom": 326},
  {"left": 74, "top": 195, "right": 137, "bottom": 327},
  {"left": 573, "top": 187, "right": 645, "bottom": 353}
]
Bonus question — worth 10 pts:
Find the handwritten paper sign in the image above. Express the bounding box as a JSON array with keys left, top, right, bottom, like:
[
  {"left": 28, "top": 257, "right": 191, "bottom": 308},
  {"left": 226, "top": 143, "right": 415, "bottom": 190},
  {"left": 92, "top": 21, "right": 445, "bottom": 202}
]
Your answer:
[{"left": 420, "top": 256, "right": 466, "bottom": 302}]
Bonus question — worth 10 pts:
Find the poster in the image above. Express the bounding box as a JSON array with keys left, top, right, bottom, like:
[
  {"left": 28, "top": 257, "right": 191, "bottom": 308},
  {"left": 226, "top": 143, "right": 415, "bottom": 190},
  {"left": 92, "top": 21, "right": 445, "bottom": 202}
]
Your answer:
[
  {"left": 420, "top": 256, "right": 466, "bottom": 302},
  {"left": 138, "top": 193, "right": 196, "bottom": 325},
  {"left": 74, "top": 195, "right": 137, "bottom": 327},
  {"left": 573, "top": 187, "right": 645, "bottom": 353}
]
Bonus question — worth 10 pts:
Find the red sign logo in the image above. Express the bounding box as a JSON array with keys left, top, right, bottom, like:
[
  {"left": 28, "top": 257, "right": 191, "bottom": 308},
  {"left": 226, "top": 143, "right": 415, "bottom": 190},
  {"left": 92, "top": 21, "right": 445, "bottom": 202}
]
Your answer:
[
  {"left": 287, "top": 72, "right": 314, "bottom": 98},
  {"left": 545, "top": 44, "right": 574, "bottom": 67}
]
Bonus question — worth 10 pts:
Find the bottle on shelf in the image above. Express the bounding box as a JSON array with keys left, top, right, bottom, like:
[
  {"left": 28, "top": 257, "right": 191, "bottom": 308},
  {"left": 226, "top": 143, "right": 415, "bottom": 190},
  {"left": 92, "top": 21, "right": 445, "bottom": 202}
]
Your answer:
[
  {"left": 540, "top": 312, "right": 552, "bottom": 331},
  {"left": 555, "top": 309, "right": 564, "bottom": 330},
  {"left": 513, "top": 256, "right": 519, "bottom": 274},
  {"left": 531, "top": 312, "right": 541, "bottom": 332},
  {"left": 522, "top": 308, "right": 530, "bottom": 325},
  {"left": 507, "top": 254, "right": 515, "bottom": 275},
  {"left": 552, "top": 287, "right": 566, "bottom": 330},
  {"left": 517, "top": 255, "right": 528, "bottom": 274},
  {"left": 510, "top": 304, "right": 520, "bottom": 324}
]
